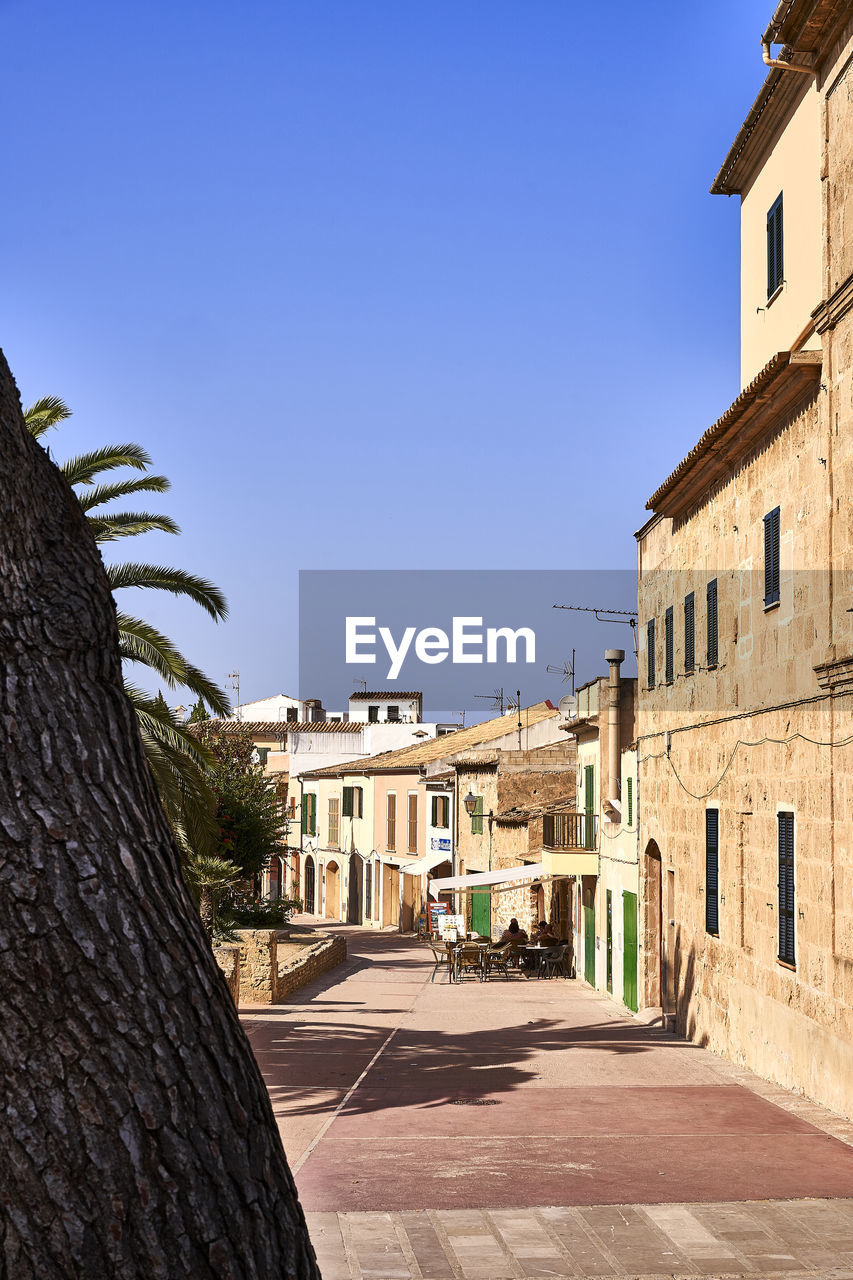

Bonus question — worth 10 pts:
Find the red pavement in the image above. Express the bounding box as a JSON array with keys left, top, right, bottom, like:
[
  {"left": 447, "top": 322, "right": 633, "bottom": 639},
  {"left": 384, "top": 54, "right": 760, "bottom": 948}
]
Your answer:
[{"left": 241, "top": 922, "right": 853, "bottom": 1213}]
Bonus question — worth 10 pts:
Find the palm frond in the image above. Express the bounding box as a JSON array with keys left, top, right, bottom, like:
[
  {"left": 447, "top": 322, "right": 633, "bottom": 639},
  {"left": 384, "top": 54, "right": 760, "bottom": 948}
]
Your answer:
[
  {"left": 108, "top": 562, "right": 228, "bottom": 620},
  {"left": 89, "top": 512, "right": 181, "bottom": 543},
  {"left": 23, "top": 395, "right": 72, "bottom": 440},
  {"left": 63, "top": 443, "right": 152, "bottom": 487},
  {"left": 78, "top": 474, "right": 171, "bottom": 513},
  {"left": 117, "top": 614, "right": 231, "bottom": 717}
]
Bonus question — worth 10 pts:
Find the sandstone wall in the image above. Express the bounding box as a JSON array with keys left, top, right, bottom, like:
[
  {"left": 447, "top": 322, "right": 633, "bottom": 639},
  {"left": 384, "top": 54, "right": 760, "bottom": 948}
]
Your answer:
[{"left": 236, "top": 928, "right": 347, "bottom": 1005}]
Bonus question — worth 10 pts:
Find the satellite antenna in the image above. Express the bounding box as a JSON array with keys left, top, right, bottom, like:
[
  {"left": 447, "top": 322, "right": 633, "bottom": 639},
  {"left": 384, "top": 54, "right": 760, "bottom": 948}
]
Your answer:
[{"left": 558, "top": 694, "right": 577, "bottom": 721}]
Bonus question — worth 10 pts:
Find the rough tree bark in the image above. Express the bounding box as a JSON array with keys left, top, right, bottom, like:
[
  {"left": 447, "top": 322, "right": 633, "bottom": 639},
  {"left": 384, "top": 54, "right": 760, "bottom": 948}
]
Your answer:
[{"left": 0, "top": 352, "right": 320, "bottom": 1279}]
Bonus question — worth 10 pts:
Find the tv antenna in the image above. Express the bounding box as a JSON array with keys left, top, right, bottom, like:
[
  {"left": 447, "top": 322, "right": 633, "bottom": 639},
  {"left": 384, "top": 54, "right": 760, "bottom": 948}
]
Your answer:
[
  {"left": 546, "top": 647, "right": 576, "bottom": 695},
  {"left": 474, "top": 688, "right": 518, "bottom": 715},
  {"left": 552, "top": 603, "right": 638, "bottom": 658},
  {"left": 227, "top": 670, "right": 241, "bottom": 719}
]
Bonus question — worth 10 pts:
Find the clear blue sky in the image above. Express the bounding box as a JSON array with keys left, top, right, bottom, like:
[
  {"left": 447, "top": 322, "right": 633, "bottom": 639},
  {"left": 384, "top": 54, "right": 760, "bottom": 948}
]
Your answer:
[{"left": 2, "top": 1, "right": 770, "bottom": 707}]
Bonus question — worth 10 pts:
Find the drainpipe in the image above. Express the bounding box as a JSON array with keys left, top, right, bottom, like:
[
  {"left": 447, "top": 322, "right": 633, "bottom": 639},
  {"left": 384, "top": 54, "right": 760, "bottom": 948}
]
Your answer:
[
  {"left": 761, "top": 16, "right": 817, "bottom": 75},
  {"left": 605, "top": 649, "right": 624, "bottom": 811}
]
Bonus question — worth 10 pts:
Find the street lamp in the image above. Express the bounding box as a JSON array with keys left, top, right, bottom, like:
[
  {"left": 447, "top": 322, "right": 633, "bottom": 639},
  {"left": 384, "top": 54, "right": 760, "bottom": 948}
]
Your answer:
[{"left": 463, "top": 791, "right": 477, "bottom": 816}]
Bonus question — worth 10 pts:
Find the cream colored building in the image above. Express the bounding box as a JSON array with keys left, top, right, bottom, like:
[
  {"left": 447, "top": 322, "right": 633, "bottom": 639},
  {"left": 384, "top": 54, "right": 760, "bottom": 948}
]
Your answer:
[{"left": 637, "top": 0, "right": 853, "bottom": 1116}]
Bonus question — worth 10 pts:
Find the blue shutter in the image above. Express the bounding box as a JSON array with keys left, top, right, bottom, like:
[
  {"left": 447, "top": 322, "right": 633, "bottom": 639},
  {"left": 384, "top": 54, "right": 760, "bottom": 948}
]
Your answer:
[
  {"left": 707, "top": 579, "right": 718, "bottom": 666},
  {"left": 705, "top": 809, "right": 719, "bottom": 934},
  {"left": 778, "top": 812, "right": 795, "bottom": 964},
  {"left": 647, "top": 619, "right": 656, "bottom": 688},
  {"left": 684, "top": 593, "right": 695, "bottom": 672},
  {"left": 764, "top": 507, "right": 780, "bottom": 606}
]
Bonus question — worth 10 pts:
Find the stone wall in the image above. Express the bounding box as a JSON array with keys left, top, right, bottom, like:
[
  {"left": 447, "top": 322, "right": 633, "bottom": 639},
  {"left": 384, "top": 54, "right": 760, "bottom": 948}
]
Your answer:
[
  {"left": 213, "top": 945, "right": 240, "bottom": 1004},
  {"left": 236, "top": 928, "right": 346, "bottom": 1005}
]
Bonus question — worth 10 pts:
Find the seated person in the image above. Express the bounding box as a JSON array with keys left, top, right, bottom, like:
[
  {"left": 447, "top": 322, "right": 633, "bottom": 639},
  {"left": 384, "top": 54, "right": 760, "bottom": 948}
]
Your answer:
[
  {"left": 498, "top": 918, "right": 529, "bottom": 947},
  {"left": 533, "top": 919, "right": 559, "bottom": 947}
]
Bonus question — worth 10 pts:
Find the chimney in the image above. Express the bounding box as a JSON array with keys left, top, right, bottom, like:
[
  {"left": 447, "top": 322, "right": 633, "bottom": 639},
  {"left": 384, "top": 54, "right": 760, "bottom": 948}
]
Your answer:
[{"left": 605, "top": 649, "right": 624, "bottom": 813}]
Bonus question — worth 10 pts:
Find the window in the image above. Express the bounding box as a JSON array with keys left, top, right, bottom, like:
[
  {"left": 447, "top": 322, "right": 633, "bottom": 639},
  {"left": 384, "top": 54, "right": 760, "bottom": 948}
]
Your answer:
[
  {"left": 767, "top": 192, "right": 784, "bottom": 298},
  {"left": 778, "top": 811, "right": 795, "bottom": 965},
  {"left": 764, "top": 506, "right": 780, "bottom": 607},
  {"left": 256, "top": 746, "right": 270, "bottom": 768},
  {"left": 368, "top": 705, "right": 379, "bottom": 722},
  {"left": 301, "top": 792, "right": 317, "bottom": 836},
  {"left": 707, "top": 578, "right": 718, "bottom": 667},
  {"left": 342, "top": 785, "right": 363, "bottom": 818},
  {"left": 386, "top": 793, "right": 396, "bottom": 849},
  {"left": 365, "top": 861, "right": 372, "bottom": 919},
  {"left": 684, "top": 593, "right": 695, "bottom": 673},
  {"left": 647, "top": 618, "right": 656, "bottom": 688},
  {"left": 328, "top": 797, "right": 340, "bottom": 847},
  {"left": 388, "top": 705, "right": 400, "bottom": 722},
  {"left": 471, "top": 795, "right": 484, "bottom": 835},
  {"left": 431, "top": 794, "right": 449, "bottom": 828},
  {"left": 665, "top": 607, "right": 674, "bottom": 684},
  {"left": 705, "top": 809, "right": 719, "bottom": 935},
  {"left": 407, "top": 794, "right": 418, "bottom": 852},
  {"left": 286, "top": 706, "right": 298, "bottom": 722},
  {"left": 626, "top": 777, "right": 633, "bottom": 828}
]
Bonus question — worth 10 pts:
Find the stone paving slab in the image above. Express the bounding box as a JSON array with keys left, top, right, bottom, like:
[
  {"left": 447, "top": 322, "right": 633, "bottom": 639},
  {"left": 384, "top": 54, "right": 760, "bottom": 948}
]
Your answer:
[{"left": 305, "top": 1200, "right": 853, "bottom": 1279}]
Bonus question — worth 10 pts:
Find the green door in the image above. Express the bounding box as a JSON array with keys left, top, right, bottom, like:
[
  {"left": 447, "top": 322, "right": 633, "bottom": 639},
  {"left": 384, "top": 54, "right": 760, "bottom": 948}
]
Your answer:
[
  {"left": 583, "top": 888, "right": 595, "bottom": 986},
  {"left": 623, "top": 891, "right": 638, "bottom": 1012},
  {"left": 606, "top": 890, "right": 613, "bottom": 993},
  {"left": 584, "top": 765, "right": 595, "bottom": 849},
  {"left": 471, "top": 888, "right": 491, "bottom": 938}
]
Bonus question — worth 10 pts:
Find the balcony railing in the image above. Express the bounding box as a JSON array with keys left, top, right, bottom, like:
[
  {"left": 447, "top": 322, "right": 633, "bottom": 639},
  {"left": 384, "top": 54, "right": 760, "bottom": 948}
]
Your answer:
[{"left": 542, "top": 811, "right": 597, "bottom": 852}]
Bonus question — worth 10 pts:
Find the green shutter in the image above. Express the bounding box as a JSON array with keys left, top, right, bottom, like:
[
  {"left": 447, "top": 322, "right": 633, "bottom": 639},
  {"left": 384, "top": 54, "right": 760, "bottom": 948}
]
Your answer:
[
  {"left": 665, "top": 607, "right": 674, "bottom": 683},
  {"left": 764, "top": 507, "right": 780, "bottom": 606},
  {"left": 778, "top": 812, "right": 795, "bottom": 964},
  {"left": 647, "top": 618, "right": 656, "bottom": 688},
  {"left": 431, "top": 795, "right": 438, "bottom": 826},
  {"left": 705, "top": 809, "right": 719, "bottom": 934},
  {"left": 707, "top": 578, "right": 718, "bottom": 666},
  {"left": 472, "top": 795, "right": 484, "bottom": 835},
  {"left": 684, "top": 592, "right": 695, "bottom": 672},
  {"left": 342, "top": 786, "right": 353, "bottom": 817}
]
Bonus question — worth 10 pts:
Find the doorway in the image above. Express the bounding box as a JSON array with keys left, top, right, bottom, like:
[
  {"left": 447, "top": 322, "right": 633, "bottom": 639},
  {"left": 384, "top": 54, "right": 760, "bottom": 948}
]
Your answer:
[
  {"left": 623, "top": 890, "right": 638, "bottom": 1012},
  {"left": 347, "top": 852, "right": 363, "bottom": 924},
  {"left": 606, "top": 890, "right": 613, "bottom": 993},
  {"left": 644, "top": 841, "right": 663, "bottom": 1008},
  {"left": 381, "top": 864, "right": 399, "bottom": 928},
  {"left": 583, "top": 884, "right": 595, "bottom": 986},
  {"left": 304, "top": 855, "right": 316, "bottom": 915},
  {"left": 471, "top": 888, "right": 491, "bottom": 938},
  {"left": 325, "top": 861, "right": 340, "bottom": 919}
]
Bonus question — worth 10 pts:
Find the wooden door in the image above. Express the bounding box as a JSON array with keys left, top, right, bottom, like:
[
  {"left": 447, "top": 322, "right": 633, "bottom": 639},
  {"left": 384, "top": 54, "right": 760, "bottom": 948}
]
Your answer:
[
  {"left": 304, "top": 856, "right": 315, "bottom": 915},
  {"left": 606, "top": 890, "right": 613, "bottom": 992},
  {"left": 583, "top": 887, "right": 595, "bottom": 985},
  {"left": 471, "top": 889, "right": 491, "bottom": 938}
]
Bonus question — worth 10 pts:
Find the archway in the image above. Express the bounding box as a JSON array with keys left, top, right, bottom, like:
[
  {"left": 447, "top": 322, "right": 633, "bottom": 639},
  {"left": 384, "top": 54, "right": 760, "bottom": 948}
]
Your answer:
[
  {"left": 643, "top": 840, "right": 663, "bottom": 1008},
  {"left": 304, "top": 855, "right": 316, "bottom": 915},
  {"left": 347, "top": 852, "right": 363, "bottom": 923},
  {"left": 529, "top": 882, "right": 545, "bottom": 932},
  {"left": 325, "top": 861, "right": 340, "bottom": 919}
]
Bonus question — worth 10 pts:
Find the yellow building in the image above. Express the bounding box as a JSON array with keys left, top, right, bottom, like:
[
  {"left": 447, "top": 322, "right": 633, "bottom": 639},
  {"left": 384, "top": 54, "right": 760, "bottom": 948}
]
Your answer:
[{"left": 637, "top": 0, "right": 853, "bottom": 1115}]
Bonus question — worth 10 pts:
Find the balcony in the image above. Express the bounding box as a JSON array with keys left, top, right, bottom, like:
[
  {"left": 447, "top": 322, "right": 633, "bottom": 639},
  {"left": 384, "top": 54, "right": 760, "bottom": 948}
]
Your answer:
[{"left": 541, "top": 812, "right": 598, "bottom": 878}]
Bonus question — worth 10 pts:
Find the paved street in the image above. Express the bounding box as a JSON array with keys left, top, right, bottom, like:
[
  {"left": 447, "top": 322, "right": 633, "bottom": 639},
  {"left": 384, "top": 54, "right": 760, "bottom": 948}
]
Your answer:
[{"left": 241, "top": 924, "right": 853, "bottom": 1278}]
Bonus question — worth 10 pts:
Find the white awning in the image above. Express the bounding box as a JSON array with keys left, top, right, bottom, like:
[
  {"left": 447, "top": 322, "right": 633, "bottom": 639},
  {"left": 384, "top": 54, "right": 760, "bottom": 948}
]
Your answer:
[
  {"left": 428, "top": 862, "right": 546, "bottom": 899},
  {"left": 400, "top": 849, "right": 452, "bottom": 877}
]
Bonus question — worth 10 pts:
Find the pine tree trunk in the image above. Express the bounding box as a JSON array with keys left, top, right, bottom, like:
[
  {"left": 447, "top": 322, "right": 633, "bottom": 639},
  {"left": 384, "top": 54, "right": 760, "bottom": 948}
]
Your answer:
[{"left": 0, "top": 351, "right": 320, "bottom": 1279}]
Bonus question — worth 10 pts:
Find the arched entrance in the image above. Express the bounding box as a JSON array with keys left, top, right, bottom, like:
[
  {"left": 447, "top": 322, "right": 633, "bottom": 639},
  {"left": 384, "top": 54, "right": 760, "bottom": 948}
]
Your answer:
[
  {"left": 347, "top": 852, "right": 363, "bottom": 923},
  {"left": 529, "top": 882, "right": 545, "bottom": 931},
  {"left": 644, "top": 840, "right": 663, "bottom": 1008},
  {"left": 325, "top": 860, "right": 340, "bottom": 919},
  {"left": 304, "top": 855, "right": 316, "bottom": 915}
]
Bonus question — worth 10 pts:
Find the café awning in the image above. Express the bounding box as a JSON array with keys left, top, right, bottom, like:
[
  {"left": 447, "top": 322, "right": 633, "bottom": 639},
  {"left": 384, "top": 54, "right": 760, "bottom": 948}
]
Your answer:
[
  {"left": 428, "top": 863, "right": 548, "bottom": 900},
  {"left": 400, "top": 849, "right": 451, "bottom": 877}
]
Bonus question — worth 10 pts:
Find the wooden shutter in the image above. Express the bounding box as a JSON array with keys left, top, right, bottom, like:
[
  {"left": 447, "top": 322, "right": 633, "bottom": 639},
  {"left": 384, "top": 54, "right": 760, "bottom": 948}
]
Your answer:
[
  {"left": 684, "top": 593, "right": 695, "bottom": 672},
  {"left": 665, "top": 607, "right": 674, "bottom": 684},
  {"left": 767, "top": 193, "right": 783, "bottom": 296},
  {"left": 387, "top": 793, "right": 396, "bottom": 849},
  {"left": 778, "top": 812, "right": 795, "bottom": 964},
  {"left": 472, "top": 795, "right": 484, "bottom": 835},
  {"left": 764, "top": 507, "right": 780, "bottom": 605},
  {"left": 705, "top": 809, "right": 719, "bottom": 934},
  {"left": 647, "top": 618, "right": 655, "bottom": 688},
  {"left": 408, "top": 794, "right": 418, "bottom": 852},
  {"left": 626, "top": 777, "right": 633, "bottom": 828},
  {"left": 707, "top": 578, "right": 718, "bottom": 666},
  {"left": 328, "top": 798, "right": 340, "bottom": 847}
]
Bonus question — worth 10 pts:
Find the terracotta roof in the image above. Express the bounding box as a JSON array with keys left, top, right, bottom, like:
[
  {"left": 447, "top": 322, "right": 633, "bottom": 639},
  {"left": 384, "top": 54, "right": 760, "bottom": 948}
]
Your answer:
[
  {"left": 711, "top": 0, "right": 848, "bottom": 196},
  {"left": 348, "top": 691, "right": 422, "bottom": 701},
  {"left": 301, "top": 701, "right": 558, "bottom": 780},
  {"left": 645, "top": 351, "right": 822, "bottom": 518},
  {"left": 494, "top": 794, "right": 577, "bottom": 824},
  {"left": 197, "top": 720, "right": 365, "bottom": 736}
]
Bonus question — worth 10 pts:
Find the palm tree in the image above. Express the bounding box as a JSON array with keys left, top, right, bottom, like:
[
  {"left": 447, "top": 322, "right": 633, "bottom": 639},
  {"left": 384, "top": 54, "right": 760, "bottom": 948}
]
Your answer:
[{"left": 24, "top": 395, "right": 230, "bottom": 853}]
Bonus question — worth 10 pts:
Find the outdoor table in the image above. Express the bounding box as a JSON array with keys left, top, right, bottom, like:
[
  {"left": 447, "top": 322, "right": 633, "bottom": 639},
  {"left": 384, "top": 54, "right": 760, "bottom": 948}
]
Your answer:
[{"left": 520, "top": 944, "right": 549, "bottom": 976}]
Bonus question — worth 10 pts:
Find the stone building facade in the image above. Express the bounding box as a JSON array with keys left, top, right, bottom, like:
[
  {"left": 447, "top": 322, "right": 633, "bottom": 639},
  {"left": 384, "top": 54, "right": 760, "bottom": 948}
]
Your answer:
[{"left": 637, "top": 0, "right": 853, "bottom": 1116}]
